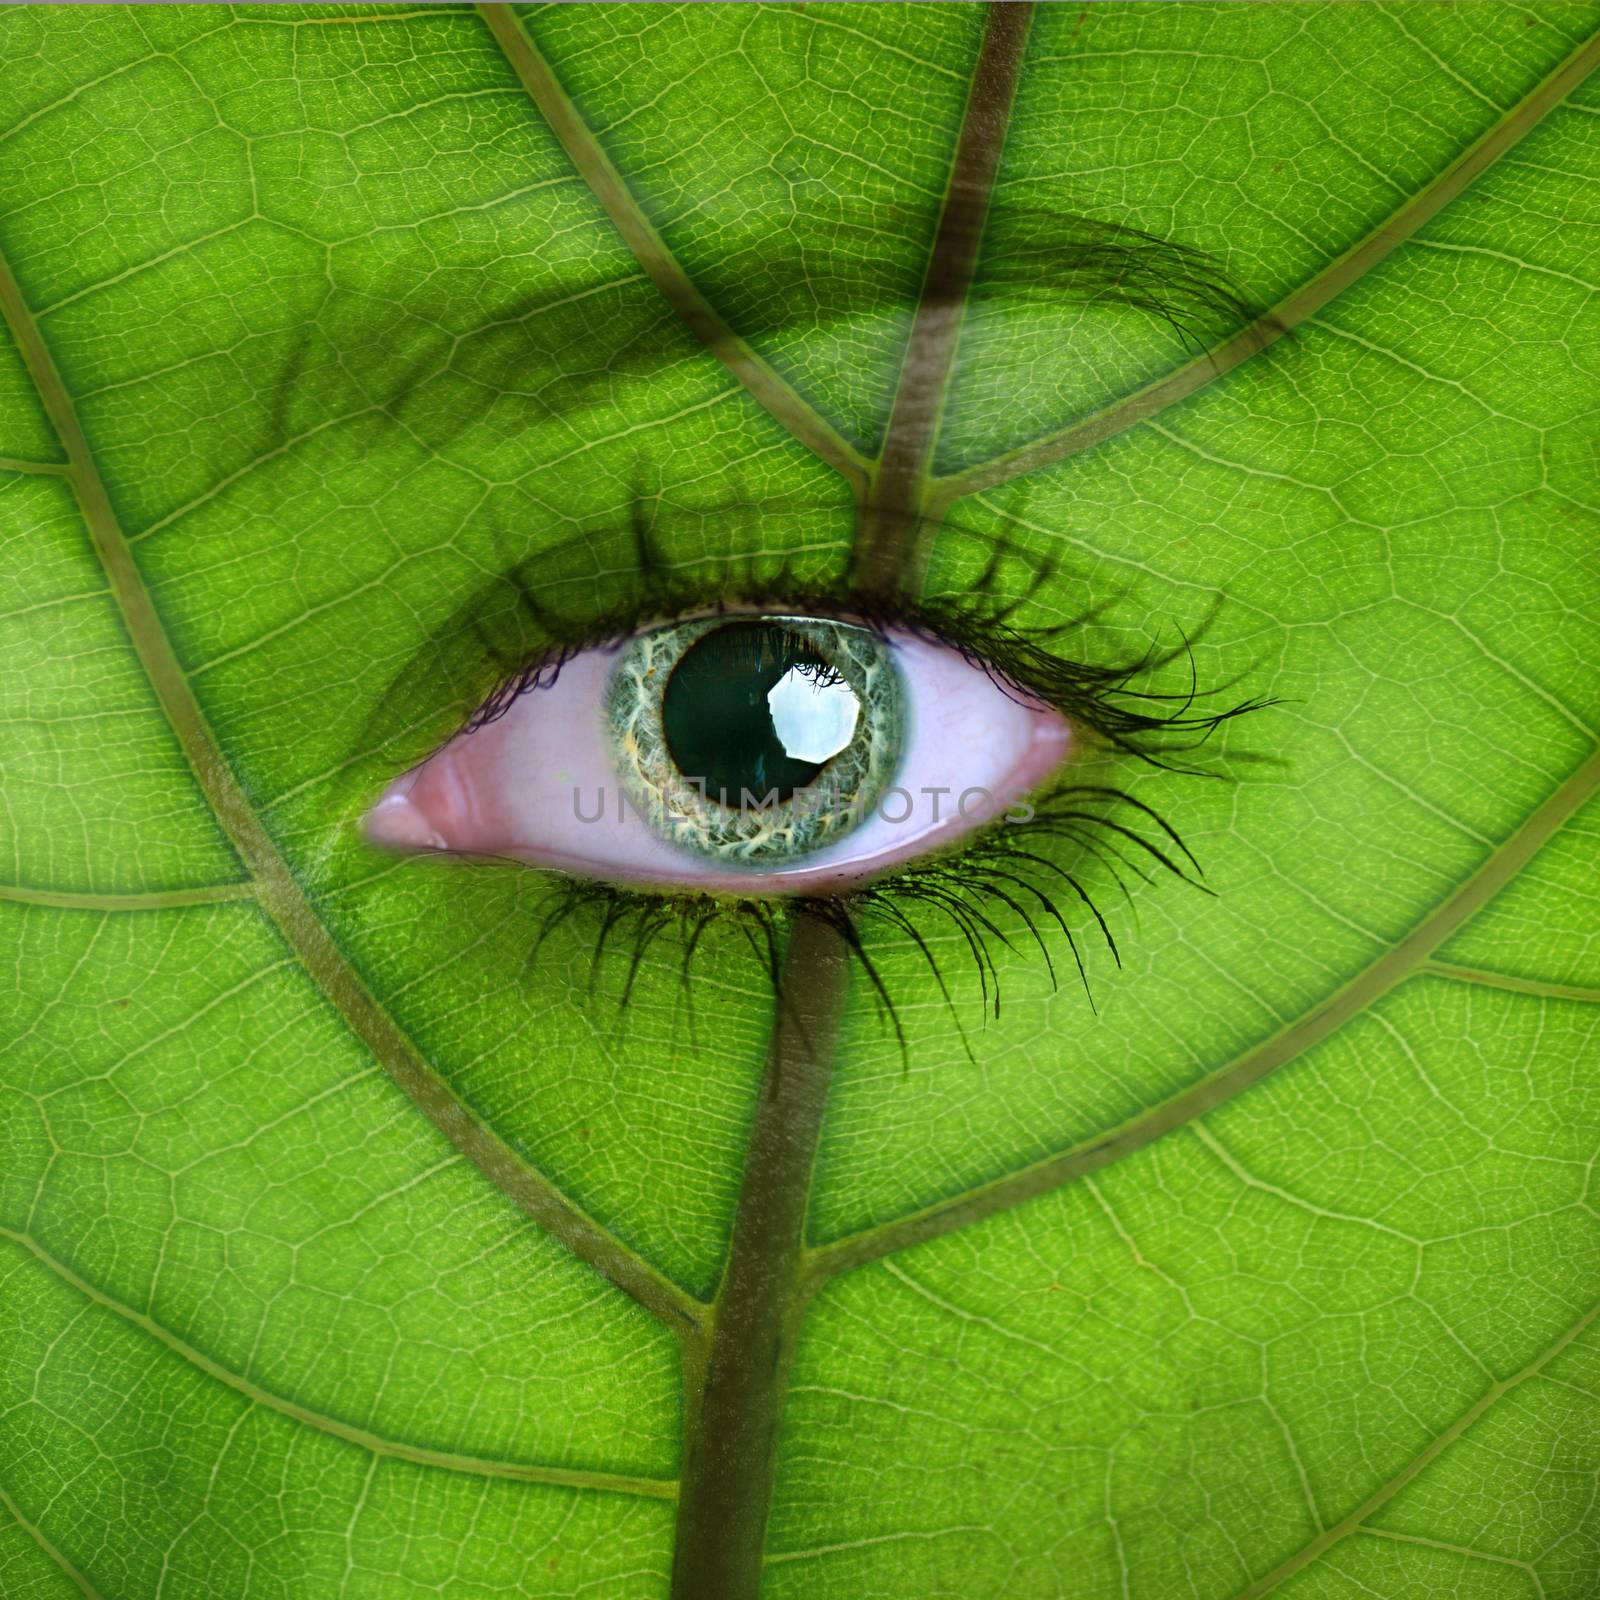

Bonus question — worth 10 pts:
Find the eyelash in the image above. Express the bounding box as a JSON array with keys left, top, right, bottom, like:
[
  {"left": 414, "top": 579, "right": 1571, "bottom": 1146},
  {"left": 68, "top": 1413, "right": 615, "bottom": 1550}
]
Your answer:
[
  {"left": 427, "top": 520, "right": 1272, "bottom": 1045},
  {"left": 512, "top": 782, "right": 1202, "bottom": 1058}
]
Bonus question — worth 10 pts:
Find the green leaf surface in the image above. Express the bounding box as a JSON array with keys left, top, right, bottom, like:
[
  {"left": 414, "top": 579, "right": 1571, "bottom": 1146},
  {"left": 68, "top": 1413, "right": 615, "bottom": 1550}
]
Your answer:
[{"left": 1, "top": 5, "right": 1596, "bottom": 1598}]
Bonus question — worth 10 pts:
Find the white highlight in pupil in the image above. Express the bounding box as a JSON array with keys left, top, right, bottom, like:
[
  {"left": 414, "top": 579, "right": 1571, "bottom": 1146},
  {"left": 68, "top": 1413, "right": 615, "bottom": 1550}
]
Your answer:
[{"left": 766, "top": 667, "right": 860, "bottom": 765}]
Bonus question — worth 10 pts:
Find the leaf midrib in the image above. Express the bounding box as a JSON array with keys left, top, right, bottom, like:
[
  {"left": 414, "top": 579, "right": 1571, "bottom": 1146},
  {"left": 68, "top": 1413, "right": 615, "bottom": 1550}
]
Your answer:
[
  {"left": 8, "top": 10, "right": 1596, "bottom": 1595},
  {"left": 850, "top": 0, "right": 1032, "bottom": 593}
]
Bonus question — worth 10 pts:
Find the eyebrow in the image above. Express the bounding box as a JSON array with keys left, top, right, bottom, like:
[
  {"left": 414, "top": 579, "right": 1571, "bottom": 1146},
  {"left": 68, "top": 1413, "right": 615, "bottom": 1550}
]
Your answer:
[{"left": 266, "top": 189, "right": 1259, "bottom": 477}]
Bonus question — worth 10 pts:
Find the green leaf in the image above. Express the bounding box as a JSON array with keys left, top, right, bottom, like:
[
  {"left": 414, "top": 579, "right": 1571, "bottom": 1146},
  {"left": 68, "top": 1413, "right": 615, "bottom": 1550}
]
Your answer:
[{"left": 2, "top": 5, "right": 1597, "bottom": 1598}]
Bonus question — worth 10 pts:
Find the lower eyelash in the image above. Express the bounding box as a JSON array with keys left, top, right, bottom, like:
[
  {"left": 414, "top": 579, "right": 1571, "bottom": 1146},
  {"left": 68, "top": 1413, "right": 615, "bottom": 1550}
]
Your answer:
[{"left": 503, "top": 780, "right": 1210, "bottom": 1057}]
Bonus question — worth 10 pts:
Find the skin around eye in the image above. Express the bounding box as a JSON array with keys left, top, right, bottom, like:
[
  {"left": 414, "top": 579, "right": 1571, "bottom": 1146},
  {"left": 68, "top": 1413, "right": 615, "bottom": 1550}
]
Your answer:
[{"left": 364, "top": 617, "right": 1070, "bottom": 895}]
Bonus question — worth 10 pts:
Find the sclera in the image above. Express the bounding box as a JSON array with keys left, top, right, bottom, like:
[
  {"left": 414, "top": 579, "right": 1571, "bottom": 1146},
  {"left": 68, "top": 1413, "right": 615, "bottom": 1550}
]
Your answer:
[{"left": 365, "top": 628, "right": 1070, "bottom": 895}]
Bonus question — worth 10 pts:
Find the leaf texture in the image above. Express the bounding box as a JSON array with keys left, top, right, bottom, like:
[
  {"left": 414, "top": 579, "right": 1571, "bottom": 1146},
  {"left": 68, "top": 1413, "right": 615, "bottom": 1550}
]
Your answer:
[{"left": 1, "top": 5, "right": 1597, "bottom": 1598}]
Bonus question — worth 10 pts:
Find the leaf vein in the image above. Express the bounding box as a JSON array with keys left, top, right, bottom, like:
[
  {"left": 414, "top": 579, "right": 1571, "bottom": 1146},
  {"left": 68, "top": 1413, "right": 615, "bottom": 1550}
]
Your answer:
[
  {"left": 0, "top": 1478, "right": 102, "bottom": 1599},
  {"left": 0, "top": 1227, "right": 678, "bottom": 1503},
  {"left": 808, "top": 749, "right": 1600, "bottom": 1280},
  {"left": 0, "top": 210, "right": 704, "bottom": 1340},
  {"left": 934, "top": 26, "right": 1600, "bottom": 502},
  {"left": 1229, "top": 1301, "right": 1597, "bottom": 1598},
  {"left": 0, "top": 883, "right": 254, "bottom": 911},
  {"left": 477, "top": 3, "right": 869, "bottom": 485}
]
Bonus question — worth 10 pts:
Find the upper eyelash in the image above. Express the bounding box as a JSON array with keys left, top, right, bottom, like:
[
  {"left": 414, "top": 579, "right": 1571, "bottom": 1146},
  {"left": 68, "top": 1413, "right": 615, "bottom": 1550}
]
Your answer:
[
  {"left": 461, "top": 571, "right": 1267, "bottom": 770},
  {"left": 374, "top": 488, "right": 1254, "bottom": 759}
]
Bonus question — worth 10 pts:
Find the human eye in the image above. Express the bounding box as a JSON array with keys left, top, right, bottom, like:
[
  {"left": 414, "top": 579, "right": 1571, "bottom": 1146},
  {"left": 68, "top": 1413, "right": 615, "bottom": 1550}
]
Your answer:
[
  {"left": 364, "top": 606, "right": 1070, "bottom": 895},
  {"left": 356, "top": 514, "right": 1261, "bottom": 1012}
]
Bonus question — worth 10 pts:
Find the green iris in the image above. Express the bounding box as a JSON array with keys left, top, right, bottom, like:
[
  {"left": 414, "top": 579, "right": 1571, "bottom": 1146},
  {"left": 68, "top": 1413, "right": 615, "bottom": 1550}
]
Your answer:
[{"left": 605, "top": 615, "right": 904, "bottom": 867}]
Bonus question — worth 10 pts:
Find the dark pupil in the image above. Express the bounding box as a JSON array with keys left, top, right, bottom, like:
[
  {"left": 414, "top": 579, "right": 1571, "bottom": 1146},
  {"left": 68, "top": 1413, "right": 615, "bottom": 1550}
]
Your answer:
[{"left": 662, "top": 622, "right": 853, "bottom": 808}]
